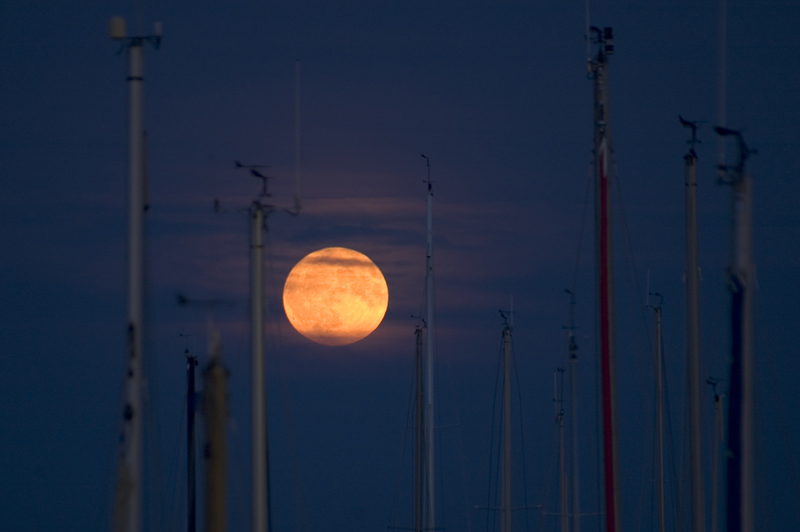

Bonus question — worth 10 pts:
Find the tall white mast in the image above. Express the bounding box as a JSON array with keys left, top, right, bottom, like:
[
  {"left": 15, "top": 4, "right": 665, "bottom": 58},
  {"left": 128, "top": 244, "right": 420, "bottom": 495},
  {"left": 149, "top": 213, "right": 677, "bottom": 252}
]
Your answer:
[
  {"left": 421, "top": 154, "right": 436, "bottom": 532},
  {"left": 110, "top": 17, "right": 160, "bottom": 532},
  {"left": 238, "top": 148, "right": 301, "bottom": 532},
  {"left": 680, "top": 117, "right": 706, "bottom": 532},
  {"left": 716, "top": 127, "right": 755, "bottom": 532}
]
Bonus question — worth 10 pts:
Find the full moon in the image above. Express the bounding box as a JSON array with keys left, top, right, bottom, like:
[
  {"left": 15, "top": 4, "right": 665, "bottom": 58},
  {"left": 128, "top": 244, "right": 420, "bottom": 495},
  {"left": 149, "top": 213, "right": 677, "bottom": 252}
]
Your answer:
[{"left": 282, "top": 247, "right": 389, "bottom": 346}]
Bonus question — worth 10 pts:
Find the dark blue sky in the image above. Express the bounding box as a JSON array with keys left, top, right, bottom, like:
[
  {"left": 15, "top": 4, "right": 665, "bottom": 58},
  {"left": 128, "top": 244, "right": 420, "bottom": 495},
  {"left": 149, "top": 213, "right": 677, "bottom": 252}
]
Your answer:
[{"left": 2, "top": 1, "right": 799, "bottom": 531}]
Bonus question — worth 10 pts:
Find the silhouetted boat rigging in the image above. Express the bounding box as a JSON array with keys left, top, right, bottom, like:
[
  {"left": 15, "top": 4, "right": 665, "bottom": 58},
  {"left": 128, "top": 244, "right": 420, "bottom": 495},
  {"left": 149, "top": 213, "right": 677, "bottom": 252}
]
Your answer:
[{"left": 104, "top": 10, "right": 760, "bottom": 532}]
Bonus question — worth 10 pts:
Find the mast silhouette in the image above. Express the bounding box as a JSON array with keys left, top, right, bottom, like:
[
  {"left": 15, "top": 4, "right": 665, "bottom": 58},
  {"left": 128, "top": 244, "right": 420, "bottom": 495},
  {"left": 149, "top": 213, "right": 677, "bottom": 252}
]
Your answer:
[
  {"left": 238, "top": 91, "right": 302, "bottom": 531},
  {"left": 415, "top": 326, "right": 424, "bottom": 532},
  {"left": 566, "top": 290, "right": 581, "bottom": 532},
  {"left": 187, "top": 348, "right": 198, "bottom": 532},
  {"left": 716, "top": 127, "right": 755, "bottom": 532},
  {"left": 204, "top": 323, "right": 228, "bottom": 532},
  {"left": 251, "top": 185, "right": 271, "bottom": 532},
  {"left": 707, "top": 377, "right": 724, "bottom": 532},
  {"left": 588, "top": 25, "right": 621, "bottom": 532},
  {"left": 555, "top": 368, "right": 567, "bottom": 532},
  {"left": 421, "top": 154, "right": 436, "bottom": 532},
  {"left": 681, "top": 116, "right": 706, "bottom": 532},
  {"left": 649, "top": 295, "right": 666, "bottom": 532},
  {"left": 502, "top": 315, "right": 513, "bottom": 532},
  {"left": 109, "top": 17, "right": 160, "bottom": 532}
]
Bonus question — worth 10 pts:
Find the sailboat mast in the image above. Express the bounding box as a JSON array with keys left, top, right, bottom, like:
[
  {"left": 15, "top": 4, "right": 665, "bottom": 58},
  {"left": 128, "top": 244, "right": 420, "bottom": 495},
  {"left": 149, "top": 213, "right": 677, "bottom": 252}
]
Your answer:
[
  {"left": 415, "top": 326, "right": 424, "bottom": 532},
  {"left": 588, "top": 26, "right": 622, "bottom": 532},
  {"left": 204, "top": 326, "right": 228, "bottom": 532},
  {"left": 681, "top": 117, "right": 706, "bottom": 532},
  {"left": 556, "top": 369, "right": 567, "bottom": 532},
  {"left": 251, "top": 201, "right": 272, "bottom": 532},
  {"left": 121, "top": 38, "right": 144, "bottom": 532},
  {"left": 707, "top": 378, "right": 723, "bottom": 532},
  {"left": 716, "top": 127, "right": 755, "bottom": 532},
  {"left": 502, "top": 323, "right": 513, "bottom": 532},
  {"left": 652, "top": 301, "right": 666, "bottom": 532},
  {"left": 187, "top": 349, "right": 198, "bottom": 532},
  {"left": 110, "top": 18, "right": 160, "bottom": 532},
  {"left": 422, "top": 154, "right": 436, "bottom": 531},
  {"left": 566, "top": 291, "right": 581, "bottom": 532}
]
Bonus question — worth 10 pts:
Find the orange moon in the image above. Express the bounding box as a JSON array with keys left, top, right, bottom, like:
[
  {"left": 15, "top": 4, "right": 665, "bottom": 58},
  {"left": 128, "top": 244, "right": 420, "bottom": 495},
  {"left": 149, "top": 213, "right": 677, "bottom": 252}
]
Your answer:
[{"left": 282, "top": 247, "right": 389, "bottom": 346}]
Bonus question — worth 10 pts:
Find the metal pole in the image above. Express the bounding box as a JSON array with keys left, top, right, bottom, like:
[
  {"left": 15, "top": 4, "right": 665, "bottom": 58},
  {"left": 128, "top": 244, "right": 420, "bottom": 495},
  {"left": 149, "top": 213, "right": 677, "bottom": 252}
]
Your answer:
[
  {"left": 589, "top": 26, "right": 621, "bottom": 532},
  {"left": 251, "top": 204, "right": 270, "bottom": 532},
  {"left": 204, "top": 331, "right": 228, "bottom": 532},
  {"left": 567, "top": 292, "right": 581, "bottom": 532},
  {"left": 654, "top": 305, "right": 666, "bottom": 532},
  {"left": 422, "top": 155, "right": 436, "bottom": 532},
  {"left": 717, "top": 127, "right": 754, "bottom": 532},
  {"left": 502, "top": 325, "right": 513, "bottom": 532},
  {"left": 415, "top": 326, "right": 424, "bottom": 532},
  {"left": 112, "top": 39, "right": 145, "bottom": 532},
  {"left": 187, "top": 350, "right": 198, "bottom": 532},
  {"left": 708, "top": 379, "right": 723, "bottom": 532},
  {"left": 683, "top": 122, "right": 706, "bottom": 532},
  {"left": 557, "top": 369, "right": 568, "bottom": 532}
]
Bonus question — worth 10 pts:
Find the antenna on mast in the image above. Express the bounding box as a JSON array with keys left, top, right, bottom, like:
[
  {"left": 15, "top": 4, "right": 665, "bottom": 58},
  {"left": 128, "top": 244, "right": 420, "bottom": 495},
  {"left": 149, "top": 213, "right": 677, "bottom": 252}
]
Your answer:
[
  {"left": 236, "top": 161, "right": 273, "bottom": 198},
  {"left": 679, "top": 116, "right": 703, "bottom": 155}
]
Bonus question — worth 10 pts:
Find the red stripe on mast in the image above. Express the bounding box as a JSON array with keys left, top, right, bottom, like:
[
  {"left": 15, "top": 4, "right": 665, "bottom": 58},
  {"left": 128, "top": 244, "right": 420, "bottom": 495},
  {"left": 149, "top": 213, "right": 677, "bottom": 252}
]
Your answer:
[{"left": 598, "top": 141, "right": 617, "bottom": 532}]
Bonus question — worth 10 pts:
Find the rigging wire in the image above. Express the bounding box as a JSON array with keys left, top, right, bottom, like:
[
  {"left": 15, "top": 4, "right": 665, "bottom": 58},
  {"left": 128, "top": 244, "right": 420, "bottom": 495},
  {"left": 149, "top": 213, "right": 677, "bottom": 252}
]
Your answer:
[
  {"left": 511, "top": 336, "right": 532, "bottom": 532},
  {"left": 537, "top": 391, "right": 561, "bottom": 532},
  {"left": 441, "top": 344, "right": 476, "bottom": 532},
  {"left": 141, "top": 244, "right": 171, "bottom": 532},
  {"left": 662, "top": 338, "right": 682, "bottom": 532},
  {"left": 752, "top": 288, "right": 800, "bottom": 529},
  {"left": 387, "top": 337, "right": 418, "bottom": 530},
  {"left": 610, "top": 155, "right": 661, "bottom": 528},
  {"left": 94, "top": 364, "right": 131, "bottom": 532},
  {"left": 483, "top": 332, "right": 504, "bottom": 532},
  {"left": 265, "top": 227, "right": 309, "bottom": 532},
  {"left": 164, "top": 389, "right": 189, "bottom": 532},
  {"left": 569, "top": 161, "right": 595, "bottom": 295}
]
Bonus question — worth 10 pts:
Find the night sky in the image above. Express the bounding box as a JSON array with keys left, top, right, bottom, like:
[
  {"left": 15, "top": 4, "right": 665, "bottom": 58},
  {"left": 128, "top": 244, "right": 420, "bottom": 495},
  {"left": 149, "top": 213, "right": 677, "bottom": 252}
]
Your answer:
[{"left": 2, "top": 1, "right": 800, "bottom": 531}]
